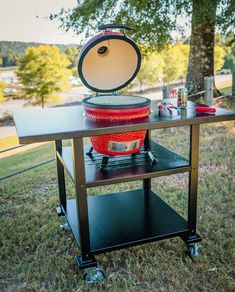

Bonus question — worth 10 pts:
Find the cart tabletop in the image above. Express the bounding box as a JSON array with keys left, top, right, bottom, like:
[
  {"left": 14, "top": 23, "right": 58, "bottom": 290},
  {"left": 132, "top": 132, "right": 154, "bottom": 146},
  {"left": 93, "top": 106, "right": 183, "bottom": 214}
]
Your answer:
[{"left": 13, "top": 100, "right": 235, "bottom": 144}]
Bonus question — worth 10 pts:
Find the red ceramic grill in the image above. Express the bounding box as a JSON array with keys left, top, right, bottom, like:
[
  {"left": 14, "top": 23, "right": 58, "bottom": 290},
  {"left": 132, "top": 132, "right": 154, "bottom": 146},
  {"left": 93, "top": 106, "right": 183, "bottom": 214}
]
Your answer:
[{"left": 78, "top": 24, "right": 151, "bottom": 158}]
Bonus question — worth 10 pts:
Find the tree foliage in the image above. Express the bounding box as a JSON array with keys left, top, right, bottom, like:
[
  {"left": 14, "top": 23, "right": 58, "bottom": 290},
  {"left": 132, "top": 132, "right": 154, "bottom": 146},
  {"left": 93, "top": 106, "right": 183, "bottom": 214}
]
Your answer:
[
  {"left": 214, "top": 46, "right": 226, "bottom": 72},
  {"left": 64, "top": 47, "right": 80, "bottom": 69},
  {"left": 162, "top": 44, "right": 189, "bottom": 82},
  {"left": 136, "top": 51, "right": 164, "bottom": 90},
  {"left": 136, "top": 42, "right": 225, "bottom": 86},
  {"left": 0, "top": 41, "right": 78, "bottom": 67},
  {"left": 224, "top": 46, "right": 235, "bottom": 72},
  {"left": 52, "top": 0, "right": 178, "bottom": 50},
  {"left": 135, "top": 44, "right": 194, "bottom": 87},
  {"left": 16, "top": 45, "right": 70, "bottom": 108},
  {"left": 53, "top": 0, "right": 234, "bottom": 49},
  {"left": 0, "top": 81, "right": 7, "bottom": 103},
  {"left": 53, "top": 0, "right": 235, "bottom": 96}
]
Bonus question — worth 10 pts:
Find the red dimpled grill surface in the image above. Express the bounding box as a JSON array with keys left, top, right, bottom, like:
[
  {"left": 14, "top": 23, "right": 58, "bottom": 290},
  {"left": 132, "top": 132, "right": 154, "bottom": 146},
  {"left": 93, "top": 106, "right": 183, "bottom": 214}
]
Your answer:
[
  {"left": 84, "top": 105, "right": 150, "bottom": 155},
  {"left": 90, "top": 131, "right": 146, "bottom": 156},
  {"left": 84, "top": 106, "right": 150, "bottom": 120}
]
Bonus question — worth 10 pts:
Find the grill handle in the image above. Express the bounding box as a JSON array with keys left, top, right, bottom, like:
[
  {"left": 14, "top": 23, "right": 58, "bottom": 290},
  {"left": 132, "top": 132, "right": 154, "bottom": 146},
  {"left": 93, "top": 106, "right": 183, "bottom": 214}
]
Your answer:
[{"left": 98, "top": 24, "right": 132, "bottom": 31}]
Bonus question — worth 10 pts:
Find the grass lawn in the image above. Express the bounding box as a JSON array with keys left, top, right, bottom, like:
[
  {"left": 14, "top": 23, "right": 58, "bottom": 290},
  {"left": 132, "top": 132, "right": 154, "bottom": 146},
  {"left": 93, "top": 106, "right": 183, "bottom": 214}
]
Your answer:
[{"left": 0, "top": 119, "right": 235, "bottom": 290}]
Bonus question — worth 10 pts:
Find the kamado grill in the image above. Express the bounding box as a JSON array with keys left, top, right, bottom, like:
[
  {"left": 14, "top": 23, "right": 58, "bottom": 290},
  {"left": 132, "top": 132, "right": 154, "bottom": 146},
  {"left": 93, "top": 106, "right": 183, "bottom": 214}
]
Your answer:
[{"left": 78, "top": 24, "right": 153, "bottom": 169}]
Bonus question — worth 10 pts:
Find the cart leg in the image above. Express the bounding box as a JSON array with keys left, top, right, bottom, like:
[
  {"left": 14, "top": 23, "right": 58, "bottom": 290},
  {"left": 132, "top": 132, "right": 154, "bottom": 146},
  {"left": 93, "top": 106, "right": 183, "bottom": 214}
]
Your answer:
[
  {"left": 55, "top": 140, "right": 67, "bottom": 216},
  {"left": 143, "top": 129, "right": 157, "bottom": 165},
  {"left": 181, "top": 125, "right": 202, "bottom": 250},
  {"left": 131, "top": 152, "right": 137, "bottom": 158},
  {"left": 143, "top": 130, "right": 152, "bottom": 195},
  {"left": 72, "top": 138, "right": 99, "bottom": 272}
]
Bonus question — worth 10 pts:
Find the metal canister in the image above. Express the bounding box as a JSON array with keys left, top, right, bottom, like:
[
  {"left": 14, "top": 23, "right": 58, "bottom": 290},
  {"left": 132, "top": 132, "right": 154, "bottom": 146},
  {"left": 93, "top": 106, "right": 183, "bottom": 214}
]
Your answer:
[{"left": 177, "top": 87, "right": 188, "bottom": 108}]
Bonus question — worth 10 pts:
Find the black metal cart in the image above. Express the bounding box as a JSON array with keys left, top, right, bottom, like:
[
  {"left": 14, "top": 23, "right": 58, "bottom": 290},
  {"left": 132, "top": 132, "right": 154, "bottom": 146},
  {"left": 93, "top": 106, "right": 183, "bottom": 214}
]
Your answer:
[{"left": 13, "top": 100, "right": 235, "bottom": 283}]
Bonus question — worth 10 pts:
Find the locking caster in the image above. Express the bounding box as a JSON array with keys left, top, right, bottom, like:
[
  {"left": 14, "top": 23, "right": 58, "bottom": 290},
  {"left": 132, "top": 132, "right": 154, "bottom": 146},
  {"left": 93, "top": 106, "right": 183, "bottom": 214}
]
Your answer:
[
  {"left": 187, "top": 243, "right": 200, "bottom": 257},
  {"left": 60, "top": 216, "right": 70, "bottom": 230},
  {"left": 83, "top": 267, "right": 105, "bottom": 284}
]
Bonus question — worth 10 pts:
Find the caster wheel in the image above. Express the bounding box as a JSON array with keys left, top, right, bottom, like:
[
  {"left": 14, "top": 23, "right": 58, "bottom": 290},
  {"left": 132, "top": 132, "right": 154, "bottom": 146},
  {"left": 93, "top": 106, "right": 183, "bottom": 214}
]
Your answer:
[
  {"left": 60, "top": 216, "right": 70, "bottom": 230},
  {"left": 83, "top": 267, "right": 105, "bottom": 284},
  {"left": 188, "top": 243, "right": 200, "bottom": 257}
]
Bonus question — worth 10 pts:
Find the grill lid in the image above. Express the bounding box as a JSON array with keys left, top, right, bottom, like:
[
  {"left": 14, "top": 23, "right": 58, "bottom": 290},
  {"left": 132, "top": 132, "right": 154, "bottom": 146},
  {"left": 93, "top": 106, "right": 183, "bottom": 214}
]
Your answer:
[
  {"left": 83, "top": 95, "right": 150, "bottom": 109},
  {"left": 78, "top": 26, "right": 141, "bottom": 93}
]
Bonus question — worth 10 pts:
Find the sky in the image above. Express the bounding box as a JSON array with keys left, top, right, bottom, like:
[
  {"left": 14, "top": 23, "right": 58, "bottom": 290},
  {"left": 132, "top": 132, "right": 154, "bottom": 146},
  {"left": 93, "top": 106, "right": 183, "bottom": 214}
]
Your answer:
[{"left": 0, "top": 0, "right": 81, "bottom": 44}]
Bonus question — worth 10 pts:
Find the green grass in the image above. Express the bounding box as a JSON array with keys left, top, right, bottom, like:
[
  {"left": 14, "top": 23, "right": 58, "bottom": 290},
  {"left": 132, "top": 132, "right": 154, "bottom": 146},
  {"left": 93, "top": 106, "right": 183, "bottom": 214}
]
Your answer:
[
  {"left": 0, "top": 142, "right": 54, "bottom": 179},
  {"left": 0, "top": 122, "right": 235, "bottom": 291}
]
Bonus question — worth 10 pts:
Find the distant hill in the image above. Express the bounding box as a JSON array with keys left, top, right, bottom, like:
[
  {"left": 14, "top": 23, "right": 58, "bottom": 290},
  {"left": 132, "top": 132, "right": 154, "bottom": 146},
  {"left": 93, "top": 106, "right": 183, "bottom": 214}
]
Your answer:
[{"left": 0, "top": 41, "right": 79, "bottom": 67}]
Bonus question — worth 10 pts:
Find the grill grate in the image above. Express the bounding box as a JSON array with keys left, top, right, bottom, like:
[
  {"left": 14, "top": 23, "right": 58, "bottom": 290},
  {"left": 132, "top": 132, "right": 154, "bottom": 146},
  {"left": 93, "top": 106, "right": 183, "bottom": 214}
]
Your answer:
[{"left": 85, "top": 149, "right": 156, "bottom": 170}]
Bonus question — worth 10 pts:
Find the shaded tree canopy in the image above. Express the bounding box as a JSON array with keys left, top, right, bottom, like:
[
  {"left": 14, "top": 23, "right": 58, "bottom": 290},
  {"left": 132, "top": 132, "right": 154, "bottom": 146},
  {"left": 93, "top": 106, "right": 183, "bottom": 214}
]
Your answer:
[
  {"left": 53, "top": 1, "right": 179, "bottom": 50},
  {"left": 53, "top": 0, "right": 235, "bottom": 95},
  {"left": 53, "top": 1, "right": 234, "bottom": 46}
]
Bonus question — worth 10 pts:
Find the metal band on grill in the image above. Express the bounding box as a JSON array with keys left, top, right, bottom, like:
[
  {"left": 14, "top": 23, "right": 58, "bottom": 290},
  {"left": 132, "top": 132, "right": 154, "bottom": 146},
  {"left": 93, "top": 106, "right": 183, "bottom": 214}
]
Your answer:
[{"left": 108, "top": 140, "right": 140, "bottom": 152}]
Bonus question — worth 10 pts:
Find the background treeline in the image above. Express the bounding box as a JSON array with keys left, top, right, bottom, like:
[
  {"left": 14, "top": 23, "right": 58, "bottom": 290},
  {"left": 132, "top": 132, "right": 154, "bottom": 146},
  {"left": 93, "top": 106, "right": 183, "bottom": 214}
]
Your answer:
[
  {"left": 0, "top": 36, "right": 234, "bottom": 89},
  {"left": 135, "top": 36, "right": 234, "bottom": 89},
  {"left": 1, "top": 37, "right": 234, "bottom": 77},
  {"left": 0, "top": 41, "right": 79, "bottom": 67}
]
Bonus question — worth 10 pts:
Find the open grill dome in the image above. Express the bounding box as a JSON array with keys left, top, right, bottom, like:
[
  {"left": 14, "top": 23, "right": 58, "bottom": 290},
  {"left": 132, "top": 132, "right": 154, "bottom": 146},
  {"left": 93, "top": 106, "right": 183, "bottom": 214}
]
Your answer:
[{"left": 78, "top": 32, "right": 141, "bottom": 93}]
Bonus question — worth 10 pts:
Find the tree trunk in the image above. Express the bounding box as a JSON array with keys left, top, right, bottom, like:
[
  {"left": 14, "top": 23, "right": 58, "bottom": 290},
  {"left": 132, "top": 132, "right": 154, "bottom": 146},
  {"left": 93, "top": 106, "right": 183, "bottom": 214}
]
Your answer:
[
  {"left": 186, "top": 0, "right": 217, "bottom": 99},
  {"left": 41, "top": 96, "right": 44, "bottom": 108},
  {"left": 232, "top": 71, "right": 235, "bottom": 95},
  {"left": 139, "top": 80, "right": 143, "bottom": 92}
]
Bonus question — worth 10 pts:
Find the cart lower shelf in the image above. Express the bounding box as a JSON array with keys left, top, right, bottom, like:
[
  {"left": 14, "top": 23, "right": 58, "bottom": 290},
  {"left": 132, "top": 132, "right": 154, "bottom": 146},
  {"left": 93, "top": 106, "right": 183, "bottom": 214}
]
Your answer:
[{"left": 62, "top": 189, "right": 189, "bottom": 254}]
